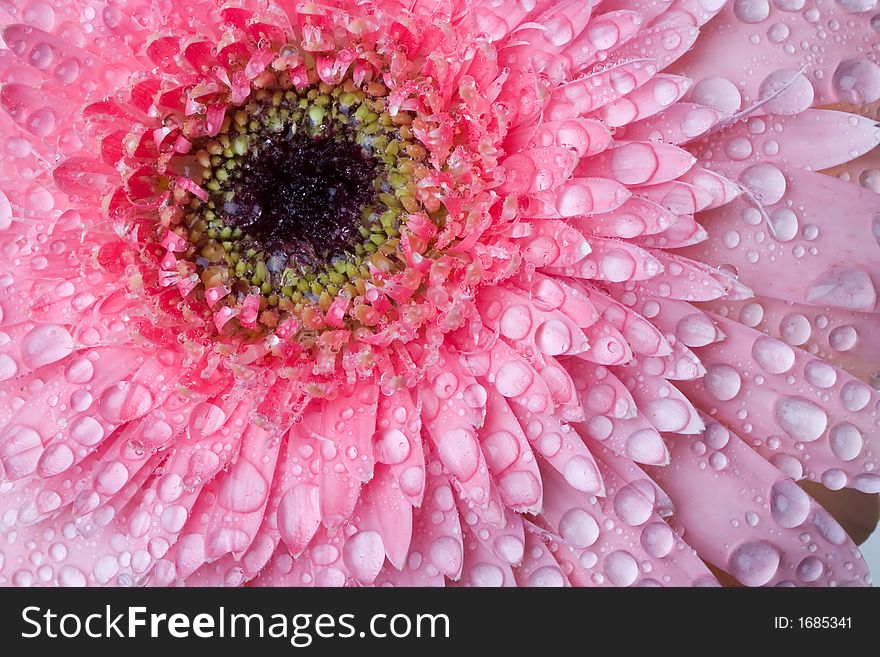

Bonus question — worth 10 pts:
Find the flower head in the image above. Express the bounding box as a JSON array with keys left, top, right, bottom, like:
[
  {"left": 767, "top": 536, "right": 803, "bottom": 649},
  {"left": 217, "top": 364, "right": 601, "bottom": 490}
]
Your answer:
[{"left": 0, "top": 0, "right": 878, "bottom": 587}]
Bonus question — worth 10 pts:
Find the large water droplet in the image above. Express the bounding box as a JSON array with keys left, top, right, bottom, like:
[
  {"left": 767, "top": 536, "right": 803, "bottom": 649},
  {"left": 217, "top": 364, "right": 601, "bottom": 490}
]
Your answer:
[
  {"left": 218, "top": 459, "right": 268, "bottom": 513},
  {"left": 739, "top": 163, "right": 786, "bottom": 205},
  {"left": 613, "top": 484, "right": 653, "bottom": 526},
  {"left": 437, "top": 428, "right": 479, "bottom": 480},
  {"left": 494, "top": 360, "right": 534, "bottom": 398},
  {"left": 99, "top": 381, "right": 154, "bottom": 423},
  {"left": 375, "top": 428, "right": 410, "bottom": 465},
  {"left": 429, "top": 536, "right": 463, "bottom": 577},
  {"left": 493, "top": 535, "right": 524, "bottom": 564},
  {"left": 57, "top": 565, "right": 87, "bottom": 587},
  {"left": 527, "top": 565, "right": 566, "bottom": 587},
  {"left": 482, "top": 430, "right": 520, "bottom": 472},
  {"left": 831, "top": 58, "right": 880, "bottom": 103},
  {"left": 690, "top": 77, "right": 741, "bottom": 114},
  {"left": 20, "top": 324, "right": 74, "bottom": 368},
  {"left": 752, "top": 337, "right": 795, "bottom": 374},
  {"left": 343, "top": 530, "right": 385, "bottom": 584},
  {"left": 94, "top": 460, "right": 129, "bottom": 496},
  {"left": 563, "top": 455, "right": 601, "bottom": 492},
  {"left": 625, "top": 429, "right": 668, "bottom": 465},
  {"left": 278, "top": 484, "right": 320, "bottom": 556},
  {"left": 535, "top": 319, "right": 572, "bottom": 355},
  {"left": 704, "top": 364, "right": 742, "bottom": 401},
  {"left": 828, "top": 423, "right": 863, "bottom": 461},
  {"left": 558, "top": 508, "right": 600, "bottom": 548},
  {"left": 758, "top": 69, "right": 814, "bottom": 114},
  {"left": 640, "top": 522, "right": 674, "bottom": 558},
  {"left": 0, "top": 424, "right": 44, "bottom": 480},
  {"left": 769, "top": 479, "right": 810, "bottom": 528},
  {"left": 644, "top": 398, "right": 690, "bottom": 432},
  {"left": 796, "top": 556, "right": 824, "bottom": 583},
  {"left": 729, "top": 540, "right": 781, "bottom": 586},
  {"left": 469, "top": 562, "right": 505, "bottom": 587},
  {"left": 604, "top": 550, "right": 638, "bottom": 586},
  {"left": 775, "top": 396, "right": 827, "bottom": 441}
]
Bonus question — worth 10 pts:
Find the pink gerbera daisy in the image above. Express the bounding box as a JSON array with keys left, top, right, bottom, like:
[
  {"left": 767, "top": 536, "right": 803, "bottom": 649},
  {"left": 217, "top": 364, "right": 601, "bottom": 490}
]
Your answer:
[{"left": 0, "top": 0, "right": 878, "bottom": 588}]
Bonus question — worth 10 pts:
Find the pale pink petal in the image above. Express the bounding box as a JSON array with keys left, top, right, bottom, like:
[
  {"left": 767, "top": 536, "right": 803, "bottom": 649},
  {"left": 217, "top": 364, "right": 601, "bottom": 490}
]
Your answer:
[{"left": 649, "top": 419, "right": 871, "bottom": 586}]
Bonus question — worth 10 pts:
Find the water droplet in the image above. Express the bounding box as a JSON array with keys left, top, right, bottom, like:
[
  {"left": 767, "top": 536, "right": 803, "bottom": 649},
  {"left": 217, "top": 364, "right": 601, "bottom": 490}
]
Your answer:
[
  {"left": 812, "top": 509, "right": 847, "bottom": 545},
  {"left": 428, "top": 536, "right": 462, "bottom": 577},
  {"left": 57, "top": 565, "right": 87, "bottom": 587},
  {"left": 803, "top": 360, "right": 836, "bottom": 388},
  {"left": 691, "top": 77, "right": 742, "bottom": 114},
  {"left": 729, "top": 540, "right": 781, "bottom": 586},
  {"left": 778, "top": 313, "right": 810, "bottom": 345},
  {"left": 437, "top": 428, "right": 479, "bottom": 480},
  {"left": 375, "top": 428, "right": 410, "bottom": 465},
  {"left": 563, "top": 455, "right": 601, "bottom": 492},
  {"left": 821, "top": 469, "right": 847, "bottom": 490},
  {"left": 189, "top": 402, "right": 227, "bottom": 436},
  {"left": 499, "top": 470, "right": 541, "bottom": 507},
  {"left": 741, "top": 166, "right": 788, "bottom": 213},
  {"left": 535, "top": 319, "right": 572, "bottom": 355},
  {"left": 758, "top": 69, "right": 814, "bottom": 114},
  {"left": 278, "top": 484, "right": 320, "bottom": 555},
  {"left": 482, "top": 430, "right": 520, "bottom": 472},
  {"left": 644, "top": 398, "right": 690, "bottom": 432},
  {"left": 831, "top": 59, "right": 880, "bottom": 105},
  {"left": 752, "top": 337, "right": 795, "bottom": 374},
  {"left": 796, "top": 556, "right": 824, "bottom": 582},
  {"left": 614, "top": 484, "right": 653, "bottom": 526},
  {"left": 769, "top": 479, "right": 810, "bottom": 528},
  {"left": 676, "top": 313, "right": 719, "bottom": 347},
  {"left": 36, "top": 443, "right": 74, "bottom": 477},
  {"left": 69, "top": 415, "right": 105, "bottom": 446},
  {"left": 469, "top": 562, "right": 505, "bottom": 587},
  {"left": 159, "top": 505, "right": 188, "bottom": 533},
  {"left": 625, "top": 429, "right": 668, "bottom": 464},
  {"left": 775, "top": 396, "right": 827, "bottom": 441},
  {"left": 611, "top": 143, "right": 659, "bottom": 186},
  {"left": 558, "top": 508, "right": 600, "bottom": 548},
  {"left": 828, "top": 423, "right": 862, "bottom": 461},
  {"left": 828, "top": 325, "right": 858, "bottom": 352},
  {"left": 99, "top": 381, "right": 153, "bottom": 423},
  {"left": 769, "top": 208, "right": 798, "bottom": 242},
  {"left": 493, "top": 535, "right": 524, "bottom": 564},
  {"left": 807, "top": 268, "right": 876, "bottom": 311},
  {"left": 527, "top": 565, "right": 566, "bottom": 587},
  {"left": 840, "top": 380, "right": 871, "bottom": 411},
  {"left": 604, "top": 550, "right": 638, "bottom": 586},
  {"left": 704, "top": 364, "right": 742, "bottom": 401},
  {"left": 0, "top": 424, "right": 44, "bottom": 479},
  {"left": 494, "top": 360, "right": 534, "bottom": 398},
  {"left": 20, "top": 324, "right": 74, "bottom": 368},
  {"left": 94, "top": 460, "right": 129, "bottom": 495},
  {"left": 853, "top": 473, "right": 880, "bottom": 494},
  {"left": 218, "top": 459, "right": 268, "bottom": 513},
  {"left": 64, "top": 357, "right": 94, "bottom": 383},
  {"left": 343, "top": 530, "right": 385, "bottom": 583},
  {"left": 640, "top": 521, "right": 674, "bottom": 558}
]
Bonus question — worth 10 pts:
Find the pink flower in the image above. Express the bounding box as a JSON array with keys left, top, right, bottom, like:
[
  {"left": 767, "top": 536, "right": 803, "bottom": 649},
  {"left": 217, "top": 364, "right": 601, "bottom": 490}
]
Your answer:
[{"left": 0, "top": 0, "right": 878, "bottom": 588}]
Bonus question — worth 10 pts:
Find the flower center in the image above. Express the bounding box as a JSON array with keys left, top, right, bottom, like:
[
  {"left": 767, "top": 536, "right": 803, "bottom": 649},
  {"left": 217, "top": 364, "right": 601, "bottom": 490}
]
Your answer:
[
  {"left": 185, "top": 86, "right": 411, "bottom": 302},
  {"left": 220, "top": 128, "right": 379, "bottom": 266},
  {"left": 153, "top": 79, "right": 444, "bottom": 346}
]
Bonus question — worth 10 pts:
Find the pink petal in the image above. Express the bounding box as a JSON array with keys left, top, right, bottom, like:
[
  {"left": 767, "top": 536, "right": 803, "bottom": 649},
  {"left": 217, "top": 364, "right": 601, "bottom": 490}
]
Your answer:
[
  {"left": 648, "top": 419, "right": 871, "bottom": 586},
  {"left": 680, "top": 313, "right": 880, "bottom": 492}
]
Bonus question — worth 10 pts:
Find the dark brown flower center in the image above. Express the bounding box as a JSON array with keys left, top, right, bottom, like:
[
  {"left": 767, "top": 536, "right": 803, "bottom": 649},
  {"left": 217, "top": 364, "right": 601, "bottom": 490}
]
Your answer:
[{"left": 223, "top": 130, "right": 380, "bottom": 266}]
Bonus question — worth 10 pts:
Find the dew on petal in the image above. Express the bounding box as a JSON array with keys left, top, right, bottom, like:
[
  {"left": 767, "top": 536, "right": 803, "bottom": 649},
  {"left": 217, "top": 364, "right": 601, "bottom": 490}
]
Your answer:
[
  {"left": 775, "top": 397, "right": 827, "bottom": 442},
  {"left": 729, "top": 541, "right": 781, "bottom": 586}
]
